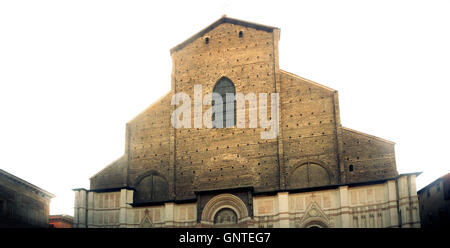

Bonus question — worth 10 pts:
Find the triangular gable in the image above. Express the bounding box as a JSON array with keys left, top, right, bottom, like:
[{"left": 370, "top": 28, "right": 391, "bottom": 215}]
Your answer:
[
  {"left": 140, "top": 209, "right": 153, "bottom": 228},
  {"left": 170, "top": 15, "right": 279, "bottom": 54},
  {"left": 342, "top": 127, "right": 396, "bottom": 145},
  {"left": 298, "top": 201, "right": 330, "bottom": 227}
]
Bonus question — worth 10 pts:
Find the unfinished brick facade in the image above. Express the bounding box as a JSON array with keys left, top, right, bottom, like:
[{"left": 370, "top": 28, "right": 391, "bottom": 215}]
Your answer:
[{"left": 76, "top": 16, "right": 418, "bottom": 228}]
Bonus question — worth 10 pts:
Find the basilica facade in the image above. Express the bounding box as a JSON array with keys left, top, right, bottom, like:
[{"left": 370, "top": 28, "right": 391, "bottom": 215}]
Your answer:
[{"left": 73, "top": 16, "right": 420, "bottom": 228}]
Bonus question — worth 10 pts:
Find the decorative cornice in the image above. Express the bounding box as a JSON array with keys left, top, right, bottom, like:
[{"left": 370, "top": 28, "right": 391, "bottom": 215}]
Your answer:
[{"left": 0, "top": 169, "right": 54, "bottom": 198}]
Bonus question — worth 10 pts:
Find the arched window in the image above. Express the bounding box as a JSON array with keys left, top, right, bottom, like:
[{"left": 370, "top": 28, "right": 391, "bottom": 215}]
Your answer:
[
  {"left": 134, "top": 174, "right": 169, "bottom": 203},
  {"left": 212, "top": 77, "right": 236, "bottom": 128},
  {"left": 290, "top": 162, "right": 331, "bottom": 188}
]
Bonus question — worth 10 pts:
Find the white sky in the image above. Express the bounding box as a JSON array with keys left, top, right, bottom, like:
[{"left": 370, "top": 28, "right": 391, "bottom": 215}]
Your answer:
[{"left": 0, "top": 0, "right": 449, "bottom": 215}]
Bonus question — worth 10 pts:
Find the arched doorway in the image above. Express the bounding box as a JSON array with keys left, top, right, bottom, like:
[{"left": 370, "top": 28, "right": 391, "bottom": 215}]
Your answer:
[
  {"left": 201, "top": 193, "right": 249, "bottom": 226},
  {"left": 303, "top": 220, "right": 328, "bottom": 228},
  {"left": 307, "top": 225, "right": 321, "bottom": 228}
]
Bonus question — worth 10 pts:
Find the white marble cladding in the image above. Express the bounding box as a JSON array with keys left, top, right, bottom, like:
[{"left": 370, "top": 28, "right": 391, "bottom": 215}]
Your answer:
[
  {"left": 90, "top": 192, "right": 121, "bottom": 228},
  {"left": 73, "top": 174, "right": 420, "bottom": 228},
  {"left": 94, "top": 192, "right": 120, "bottom": 209},
  {"left": 249, "top": 174, "right": 420, "bottom": 228}
]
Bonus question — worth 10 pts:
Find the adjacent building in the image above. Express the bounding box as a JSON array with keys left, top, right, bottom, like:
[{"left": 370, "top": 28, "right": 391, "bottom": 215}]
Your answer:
[
  {"left": 49, "top": 214, "right": 74, "bottom": 228},
  {"left": 0, "top": 169, "right": 54, "bottom": 227},
  {"left": 73, "top": 16, "right": 421, "bottom": 228},
  {"left": 418, "top": 173, "right": 450, "bottom": 228}
]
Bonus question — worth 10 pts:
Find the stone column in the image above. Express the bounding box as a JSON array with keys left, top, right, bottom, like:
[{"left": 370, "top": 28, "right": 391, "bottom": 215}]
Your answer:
[
  {"left": 87, "top": 191, "right": 94, "bottom": 227},
  {"left": 76, "top": 189, "right": 87, "bottom": 228},
  {"left": 73, "top": 190, "right": 79, "bottom": 228},
  {"left": 165, "top": 202, "right": 175, "bottom": 227},
  {"left": 339, "top": 186, "right": 350, "bottom": 227},
  {"left": 387, "top": 180, "right": 399, "bottom": 227},
  {"left": 397, "top": 175, "right": 409, "bottom": 227},
  {"left": 277, "top": 192, "right": 289, "bottom": 228},
  {"left": 408, "top": 174, "right": 420, "bottom": 228},
  {"left": 126, "top": 189, "right": 134, "bottom": 227},
  {"left": 119, "top": 189, "right": 134, "bottom": 227}
]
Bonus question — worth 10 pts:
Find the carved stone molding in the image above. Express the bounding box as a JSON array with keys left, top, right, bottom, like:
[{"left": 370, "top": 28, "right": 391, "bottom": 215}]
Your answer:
[{"left": 201, "top": 193, "right": 249, "bottom": 225}]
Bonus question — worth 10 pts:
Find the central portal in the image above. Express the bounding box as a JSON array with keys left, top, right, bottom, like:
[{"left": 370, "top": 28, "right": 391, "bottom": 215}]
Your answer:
[{"left": 200, "top": 193, "right": 250, "bottom": 227}]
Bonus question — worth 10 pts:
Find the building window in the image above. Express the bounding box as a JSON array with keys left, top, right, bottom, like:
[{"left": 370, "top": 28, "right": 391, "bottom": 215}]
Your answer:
[
  {"left": 349, "top": 165, "right": 354, "bottom": 172},
  {"left": 212, "top": 77, "right": 236, "bottom": 128},
  {"left": 7, "top": 203, "right": 13, "bottom": 217},
  {"left": 239, "top": 31, "right": 243, "bottom": 38},
  {"left": 205, "top": 37, "right": 209, "bottom": 44},
  {"left": 135, "top": 175, "right": 169, "bottom": 202}
]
